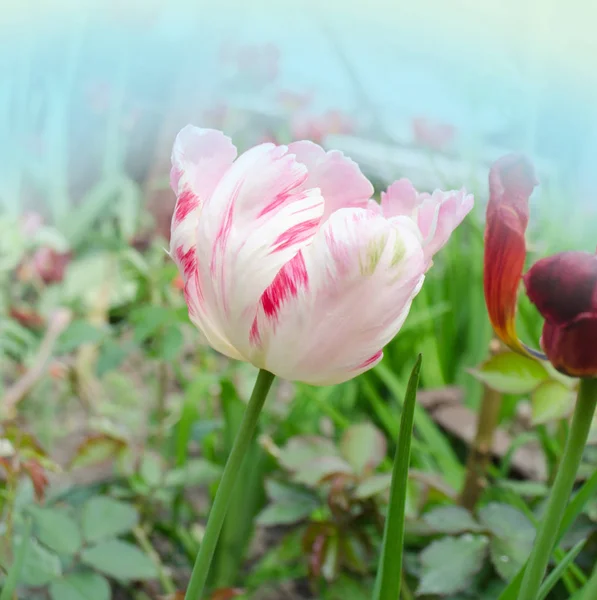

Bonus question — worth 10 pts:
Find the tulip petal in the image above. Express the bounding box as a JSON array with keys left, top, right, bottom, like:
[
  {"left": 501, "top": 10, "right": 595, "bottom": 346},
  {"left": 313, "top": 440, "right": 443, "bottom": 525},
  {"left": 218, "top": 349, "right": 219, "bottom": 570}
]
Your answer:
[
  {"left": 524, "top": 251, "right": 597, "bottom": 325},
  {"left": 541, "top": 314, "right": 597, "bottom": 378},
  {"left": 381, "top": 179, "right": 473, "bottom": 265},
  {"left": 524, "top": 251, "right": 597, "bottom": 377},
  {"left": 196, "top": 143, "right": 325, "bottom": 356},
  {"left": 483, "top": 154, "right": 537, "bottom": 354},
  {"left": 169, "top": 126, "right": 241, "bottom": 358},
  {"left": 288, "top": 140, "right": 374, "bottom": 221},
  {"left": 169, "top": 126, "right": 238, "bottom": 274},
  {"left": 416, "top": 189, "right": 474, "bottom": 260},
  {"left": 380, "top": 179, "right": 419, "bottom": 217},
  {"left": 249, "top": 208, "right": 426, "bottom": 385}
]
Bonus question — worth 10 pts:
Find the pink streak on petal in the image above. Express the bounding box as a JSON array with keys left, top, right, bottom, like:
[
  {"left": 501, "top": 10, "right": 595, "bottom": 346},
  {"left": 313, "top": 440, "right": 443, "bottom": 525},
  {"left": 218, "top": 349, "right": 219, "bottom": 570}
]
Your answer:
[
  {"left": 176, "top": 245, "right": 197, "bottom": 279},
  {"left": 249, "top": 317, "right": 261, "bottom": 345},
  {"left": 258, "top": 190, "right": 294, "bottom": 217},
  {"left": 356, "top": 350, "right": 383, "bottom": 370},
  {"left": 173, "top": 188, "right": 199, "bottom": 224},
  {"left": 273, "top": 218, "right": 322, "bottom": 252},
  {"left": 259, "top": 252, "right": 309, "bottom": 321}
]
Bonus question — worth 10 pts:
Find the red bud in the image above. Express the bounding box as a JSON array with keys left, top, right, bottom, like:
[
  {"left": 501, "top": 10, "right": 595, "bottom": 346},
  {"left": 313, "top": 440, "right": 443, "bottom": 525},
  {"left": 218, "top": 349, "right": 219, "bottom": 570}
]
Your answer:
[{"left": 524, "top": 251, "right": 597, "bottom": 377}]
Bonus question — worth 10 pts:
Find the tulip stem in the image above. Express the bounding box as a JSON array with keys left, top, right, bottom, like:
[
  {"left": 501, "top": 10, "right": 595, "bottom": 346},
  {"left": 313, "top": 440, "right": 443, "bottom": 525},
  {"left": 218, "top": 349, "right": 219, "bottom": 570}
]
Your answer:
[
  {"left": 517, "top": 377, "right": 597, "bottom": 600},
  {"left": 184, "top": 369, "right": 275, "bottom": 600}
]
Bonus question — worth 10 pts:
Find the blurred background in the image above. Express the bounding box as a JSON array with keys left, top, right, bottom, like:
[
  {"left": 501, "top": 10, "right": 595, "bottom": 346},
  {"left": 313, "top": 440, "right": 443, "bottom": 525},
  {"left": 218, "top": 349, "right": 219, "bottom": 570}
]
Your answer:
[
  {"left": 3, "top": 0, "right": 597, "bottom": 227},
  {"left": 1, "top": 1, "right": 597, "bottom": 599}
]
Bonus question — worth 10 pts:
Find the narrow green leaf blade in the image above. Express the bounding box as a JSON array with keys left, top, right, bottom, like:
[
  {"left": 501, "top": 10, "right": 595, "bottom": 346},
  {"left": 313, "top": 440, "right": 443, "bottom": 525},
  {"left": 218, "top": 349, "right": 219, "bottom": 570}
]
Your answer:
[
  {"left": 537, "top": 540, "right": 585, "bottom": 600},
  {"left": 373, "top": 354, "right": 422, "bottom": 600}
]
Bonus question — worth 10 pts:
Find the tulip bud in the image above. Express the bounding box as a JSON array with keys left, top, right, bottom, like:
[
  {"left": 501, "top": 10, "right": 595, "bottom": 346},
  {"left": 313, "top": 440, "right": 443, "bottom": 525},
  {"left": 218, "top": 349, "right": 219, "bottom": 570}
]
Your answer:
[{"left": 524, "top": 251, "right": 597, "bottom": 377}]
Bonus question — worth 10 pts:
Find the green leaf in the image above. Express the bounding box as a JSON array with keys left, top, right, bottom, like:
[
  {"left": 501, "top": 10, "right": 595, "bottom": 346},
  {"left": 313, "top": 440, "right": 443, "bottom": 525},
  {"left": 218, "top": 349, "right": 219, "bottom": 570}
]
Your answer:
[
  {"left": 374, "top": 355, "right": 421, "bottom": 600},
  {"left": 256, "top": 480, "right": 319, "bottom": 526},
  {"left": 322, "top": 574, "right": 371, "bottom": 600},
  {"left": 138, "top": 453, "right": 164, "bottom": 487},
  {"left": 164, "top": 458, "right": 222, "bottom": 487},
  {"left": 49, "top": 572, "right": 111, "bottom": 600},
  {"left": 155, "top": 324, "right": 184, "bottom": 361},
  {"left": 57, "top": 321, "right": 105, "bottom": 354},
  {"left": 130, "top": 305, "right": 172, "bottom": 343},
  {"left": 417, "top": 535, "right": 489, "bottom": 596},
  {"left": 69, "top": 434, "right": 126, "bottom": 470},
  {"left": 354, "top": 473, "right": 392, "bottom": 499},
  {"left": 264, "top": 479, "right": 315, "bottom": 504},
  {"left": 423, "top": 506, "right": 481, "bottom": 534},
  {"left": 498, "top": 480, "right": 549, "bottom": 499},
  {"left": 340, "top": 422, "right": 387, "bottom": 475},
  {"left": 81, "top": 540, "right": 157, "bottom": 581},
  {"left": 278, "top": 436, "right": 340, "bottom": 472},
  {"left": 478, "top": 503, "right": 535, "bottom": 581},
  {"left": 29, "top": 506, "right": 82, "bottom": 556},
  {"left": 256, "top": 501, "right": 316, "bottom": 526},
  {"left": 531, "top": 380, "right": 574, "bottom": 425},
  {"left": 62, "top": 252, "right": 138, "bottom": 310},
  {"left": 292, "top": 456, "right": 353, "bottom": 486},
  {"left": 96, "top": 339, "right": 130, "bottom": 376},
  {"left": 81, "top": 496, "right": 139, "bottom": 543},
  {"left": 18, "top": 537, "right": 62, "bottom": 586},
  {"left": 470, "top": 352, "right": 548, "bottom": 394}
]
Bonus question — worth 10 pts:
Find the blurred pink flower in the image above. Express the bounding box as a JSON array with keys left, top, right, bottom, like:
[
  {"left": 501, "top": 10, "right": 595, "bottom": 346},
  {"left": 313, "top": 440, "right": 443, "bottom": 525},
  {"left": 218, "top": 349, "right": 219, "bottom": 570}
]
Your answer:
[
  {"left": 30, "top": 248, "right": 71, "bottom": 285},
  {"left": 168, "top": 126, "right": 473, "bottom": 384},
  {"left": 412, "top": 117, "right": 456, "bottom": 152},
  {"left": 290, "top": 109, "right": 355, "bottom": 144}
]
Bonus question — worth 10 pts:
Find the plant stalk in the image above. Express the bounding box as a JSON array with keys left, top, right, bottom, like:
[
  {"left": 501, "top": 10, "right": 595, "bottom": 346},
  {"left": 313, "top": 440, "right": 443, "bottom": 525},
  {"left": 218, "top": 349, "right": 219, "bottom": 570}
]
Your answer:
[
  {"left": 459, "top": 341, "right": 503, "bottom": 510},
  {"left": 517, "top": 377, "right": 597, "bottom": 600},
  {"left": 184, "top": 369, "right": 275, "bottom": 600}
]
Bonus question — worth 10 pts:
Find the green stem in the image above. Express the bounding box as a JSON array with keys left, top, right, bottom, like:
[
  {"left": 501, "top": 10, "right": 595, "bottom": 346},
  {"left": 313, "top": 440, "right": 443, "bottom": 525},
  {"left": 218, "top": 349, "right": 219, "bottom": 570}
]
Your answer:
[
  {"left": 184, "top": 369, "right": 275, "bottom": 600},
  {"left": 517, "top": 378, "right": 597, "bottom": 600}
]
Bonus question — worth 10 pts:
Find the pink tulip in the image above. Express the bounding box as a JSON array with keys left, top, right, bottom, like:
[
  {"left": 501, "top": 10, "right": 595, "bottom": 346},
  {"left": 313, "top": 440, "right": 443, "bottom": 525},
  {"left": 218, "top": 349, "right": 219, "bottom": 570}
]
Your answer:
[{"left": 169, "top": 126, "right": 473, "bottom": 385}]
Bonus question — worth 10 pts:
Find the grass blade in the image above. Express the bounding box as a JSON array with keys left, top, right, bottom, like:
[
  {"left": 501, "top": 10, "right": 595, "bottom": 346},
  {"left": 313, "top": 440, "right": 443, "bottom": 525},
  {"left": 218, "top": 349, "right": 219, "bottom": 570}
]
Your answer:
[
  {"left": 373, "top": 354, "right": 422, "bottom": 600},
  {"left": 537, "top": 539, "right": 585, "bottom": 600}
]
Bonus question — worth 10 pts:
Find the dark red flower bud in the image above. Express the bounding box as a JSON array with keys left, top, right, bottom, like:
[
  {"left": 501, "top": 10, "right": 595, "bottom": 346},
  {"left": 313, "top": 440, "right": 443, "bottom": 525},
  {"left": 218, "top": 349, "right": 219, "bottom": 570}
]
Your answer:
[{"left": 524, "top": 251, "right": 597, "bottom": 377}]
